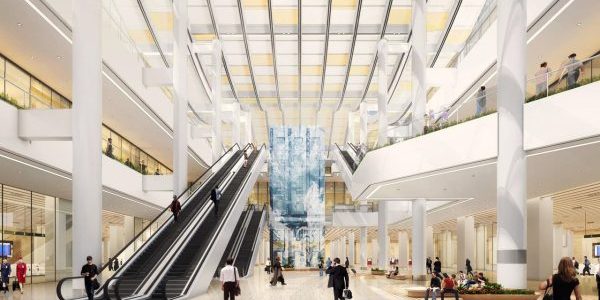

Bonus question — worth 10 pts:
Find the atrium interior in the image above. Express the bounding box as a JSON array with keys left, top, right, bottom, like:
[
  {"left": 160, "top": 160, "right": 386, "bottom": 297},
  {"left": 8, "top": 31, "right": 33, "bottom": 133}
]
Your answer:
[{"left": 0, "top": 0, "right": 599, "bottom": 299}]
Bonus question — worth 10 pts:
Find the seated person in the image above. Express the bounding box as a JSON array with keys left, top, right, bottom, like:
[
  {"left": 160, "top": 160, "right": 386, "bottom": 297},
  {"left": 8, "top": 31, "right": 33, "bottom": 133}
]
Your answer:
[
  {"left": 476, "top": 272, "right": 487, "bottom": 288},
  {"left": 457, "top": 271, "right": 467, "bottom": 287},
  {"left": 440, "top": 273, "right": 460, "bottom": 300},
  {"left": 386, "top": 266, "right": 399, "bottom": 278},
  {"left": 425, "top": 272, "right": 442, "bottom": 300}
]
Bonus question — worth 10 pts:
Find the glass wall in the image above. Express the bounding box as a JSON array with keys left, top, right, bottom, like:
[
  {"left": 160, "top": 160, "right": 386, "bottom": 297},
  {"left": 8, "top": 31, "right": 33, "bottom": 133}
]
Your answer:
[
  {"left": 0, "top": 183, "right": 143, "bottom": 284},
  {"left": 0, "top": 53, "right": 171, "bottom": 175},
  {"left": 248, "top": 181, "right": 269, "bottom": 207}
]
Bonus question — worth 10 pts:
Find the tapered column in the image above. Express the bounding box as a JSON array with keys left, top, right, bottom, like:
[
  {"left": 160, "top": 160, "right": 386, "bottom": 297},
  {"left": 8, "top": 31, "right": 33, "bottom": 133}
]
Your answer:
[
  {"left": 360, "top": 227, "right": 367, "bottom": 268},
  {"left": 412, "top": 199, "right": 426, "bottom": 280},
  {"left": 527, "top": 197, "right": 553, "bottom": 280},
  {"left": 377, "top": 39, "right": 388, "bottom": 147},
  {"left": 173, "top": 0, "right": 189, "bottom": 193},
  {"left": 426, "top": 226, "right": 434, "bottom": 260},
  {"left": 232, "top": 102, "right": 241, "bottom": 146},
  {"left": 72, "top": 0, "right": 102, "bottom": 273},
  {"left": 341, "top": 236, "right": 347, "bottom": 260},
  {"left": 411, "top": 0, "right": 426, "bottom": 136},
  {"left": 398, "top": 231, "right": 409, "bottom": 269},
  {"left": 497, "top": 0, "right": 527, "bottom": 289},
  {"left": 359, "top": 102, "right": 368, "bottom": 146},
  {"left": 378, "top": 201, "right": 388, "bottom": 268},
  {"left": 457, "top": 216, "right": 475, "bottom": 273},
  {"left": 348, "top": 232, "right": 355, "bottom": 265},
  {"left": 475, "top": 225, "right": 486, "bottom": 270},
  {"left": 346, "top": 113, "right": 356, "bottom": 145},
  {"left": 211, "top": 39, "right": 223, "bottom": 162}
]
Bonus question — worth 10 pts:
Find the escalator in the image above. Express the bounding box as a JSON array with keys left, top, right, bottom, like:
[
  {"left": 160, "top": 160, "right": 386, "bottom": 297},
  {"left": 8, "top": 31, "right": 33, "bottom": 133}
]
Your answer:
[
  {"left": 234, "top": 206, "right": 265, "bottom": 277},
  {"left": 212, "top": 206, "right": 253, "bottom": 278},
  {"left": 340, "top": 149, "right": 358, "bottom": 172},
  {"left": 56, "top": 144, "right": 258, "bottom": 300},
  {"left": 148, "top": 149, "right": 262, "bottom": 299}
]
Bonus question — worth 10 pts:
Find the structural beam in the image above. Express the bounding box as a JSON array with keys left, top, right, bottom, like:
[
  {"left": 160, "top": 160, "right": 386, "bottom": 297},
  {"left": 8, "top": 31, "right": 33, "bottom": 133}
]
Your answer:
[{"left": 173, "top": 0, "right": 189, "bottom": 195}]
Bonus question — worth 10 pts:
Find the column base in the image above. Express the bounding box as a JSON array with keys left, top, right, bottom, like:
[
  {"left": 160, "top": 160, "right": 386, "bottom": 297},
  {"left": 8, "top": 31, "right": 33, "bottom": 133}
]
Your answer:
[{"left": 412, "top": 274, "right": 427, "bottom": 281}]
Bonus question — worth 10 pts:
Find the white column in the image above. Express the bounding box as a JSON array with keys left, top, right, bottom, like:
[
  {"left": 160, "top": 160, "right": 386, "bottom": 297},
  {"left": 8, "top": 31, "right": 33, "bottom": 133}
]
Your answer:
[
  {"left": 426, "top": 226, "right": 434, "bottom": 260},
  {"left": 72, "top": 0, "right": 102, "bottom": 273},
  {"left": 348, "top": 232, "right": 355, "bottom": 265},
  {"left": 411, "top": 0, "right": 426, "bottom": 136},
  {"left": 398, "top": 231, "right": 409, "bottom": 269},
  {"left": 378, "top": 201, "right": 388, "bottom": 268},
  {"left": 457, "top": 216, "right": 475, "bottom": 273},
  {"left": 475, "top": 225, "right": 486, "bottom": 270},
  {"left": 377, "top": 39, "right": 388, "bottom": 147},
  {"left": 527, "top": 196, "right": 553, "bottom": 280},
  {"left": 360, "top": 227, "right": 367, "bottom": 269},
  {"left": 341, "top": 236, "right": 347, "bottom": 260},
  {"left": 211, "top": 39, "right": 223, "bottom": 162},
  {"left": 346, "top": 113, "right": 356, "bottom": 145},
  {"left": 412, "top": 199, "right": 426, "bottom": 280},
  {"left": 359, "top": 102, "right": 368, "bottom": 146},
  {"left": 232, "top": 102, "right": 241, "bottom": 146},
  {"left": 497, "top": 0, "right": 527, "bottom": 289},
  {"left": 173, "top": 0, "right": 189, "bottom": 193},
  {"left": 243, "top": 111, "right": 252, "bottom": 145}
]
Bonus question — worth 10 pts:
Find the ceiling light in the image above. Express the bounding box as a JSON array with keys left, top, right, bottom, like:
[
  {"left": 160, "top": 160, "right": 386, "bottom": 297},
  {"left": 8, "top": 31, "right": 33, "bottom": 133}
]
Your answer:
[
  {"left": 572, "top": 206, "right": 583, "bottom": 210},
  {"left": 17, "top": 22, "right": 23, "bottom": 27},
  {"left": 57, "top": 56, "right": 63, "bottom": 59},
  {"left": 576, "top": 22, "right": 582, "bottom": 26}
]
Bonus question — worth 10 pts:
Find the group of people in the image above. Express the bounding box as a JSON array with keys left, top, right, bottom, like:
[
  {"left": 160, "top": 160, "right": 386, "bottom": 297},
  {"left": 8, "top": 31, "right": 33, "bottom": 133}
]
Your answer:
[
  {"left": 0, "top": 257, "right": 27, "bottom": 295},
  {"left": 534, "top": 53, "right": 585, "bottom": 95}
]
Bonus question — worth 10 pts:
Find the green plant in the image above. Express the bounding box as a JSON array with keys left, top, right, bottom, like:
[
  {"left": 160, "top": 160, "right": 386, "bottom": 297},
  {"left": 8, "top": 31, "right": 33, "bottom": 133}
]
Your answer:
[
  {"left": 0, "top": 92, "right": 23, "bottom": 109},
  {"left": 457, "top": 283, "right": 534, "bottom": 295}
]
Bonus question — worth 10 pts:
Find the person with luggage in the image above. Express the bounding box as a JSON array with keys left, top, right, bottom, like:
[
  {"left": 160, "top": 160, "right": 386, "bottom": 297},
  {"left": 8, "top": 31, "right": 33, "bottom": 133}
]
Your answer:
[
  {"left": 219, "top": 257, "right": 240, "bottom": 300},
  {"left": 0, "top": 258, "right": 10, "bottom": 294},
  {"left": 326, "top": 258, "right": 349, "bottom": 300},
  {"left": 539, "top": 257, "right": 582, "bottom": 300},
  {"left": 16, "top": 257, "right": 26, "bottom": 294}
]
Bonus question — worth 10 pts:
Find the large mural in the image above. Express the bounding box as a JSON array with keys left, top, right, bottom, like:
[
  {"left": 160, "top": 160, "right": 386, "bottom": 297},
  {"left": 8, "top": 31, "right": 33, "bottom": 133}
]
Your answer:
[{"left": 269, "top": 126, "right": 325, "bottom": 268}]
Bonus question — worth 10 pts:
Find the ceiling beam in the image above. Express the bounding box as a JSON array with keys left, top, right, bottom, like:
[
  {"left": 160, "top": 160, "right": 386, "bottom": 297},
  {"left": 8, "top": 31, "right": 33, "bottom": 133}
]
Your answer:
[
  {"left": 267, "top": 0, "right": 286, "bottom": 126},
  {"left": 335, "top": 0, "right": 363, "bottom": 112},
  {"left": 235, "top": 0, "right": 265, "bottom": 111},
  {"left": 298, "top": 0, "right": 302, "bottom": 128},
  {"left": 317, "top": 0, "right": 333, "bottom": 113}
]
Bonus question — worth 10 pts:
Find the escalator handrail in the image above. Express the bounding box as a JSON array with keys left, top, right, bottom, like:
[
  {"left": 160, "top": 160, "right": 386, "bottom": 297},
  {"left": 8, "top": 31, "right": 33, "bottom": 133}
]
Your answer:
[
  {"left": 56, "top": 143, "right": 246, "bottom": 300},
  {"left": 178, "top": 144, "right": 266, "bottom": 297}
]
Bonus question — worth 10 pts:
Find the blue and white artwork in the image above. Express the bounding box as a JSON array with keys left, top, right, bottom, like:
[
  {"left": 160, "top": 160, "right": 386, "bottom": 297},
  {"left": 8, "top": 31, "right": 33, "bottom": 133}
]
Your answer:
[{"left": 269, "top": 126, "right": 325, "bottom": 268}]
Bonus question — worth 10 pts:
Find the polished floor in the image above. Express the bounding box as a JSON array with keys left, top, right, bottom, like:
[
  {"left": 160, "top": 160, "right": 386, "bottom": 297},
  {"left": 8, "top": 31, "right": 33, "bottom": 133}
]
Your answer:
[
  {"left": 192, "top": 267, "right": 600, "bottom": 300},
  {"left": 3, "top": 268, "right": 598, "bottom": 299}
]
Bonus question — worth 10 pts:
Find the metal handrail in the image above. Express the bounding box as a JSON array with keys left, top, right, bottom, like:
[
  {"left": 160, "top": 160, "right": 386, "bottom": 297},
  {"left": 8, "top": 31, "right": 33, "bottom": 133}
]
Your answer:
[{"left": 56, "top": 143, "right": 246, "bottom": 300}]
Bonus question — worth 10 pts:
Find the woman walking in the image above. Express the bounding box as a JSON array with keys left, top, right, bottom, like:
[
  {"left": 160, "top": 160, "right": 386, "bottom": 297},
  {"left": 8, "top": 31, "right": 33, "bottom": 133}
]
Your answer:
[
  {"left": 539, "top": 257, "right": 582, "bottom": 300},
  {"left": 270, "top": 257, "right": 286, "bottom": 286},
  {"left": 16, "top": 257, "right": 26, "bottom": 294}
]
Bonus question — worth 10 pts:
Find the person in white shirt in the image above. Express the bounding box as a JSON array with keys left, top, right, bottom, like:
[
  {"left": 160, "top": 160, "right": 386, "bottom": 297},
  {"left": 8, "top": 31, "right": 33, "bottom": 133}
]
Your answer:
[
  {"left": 534, "top": 62, "right": 551, "bottom": 95},
  {"left": 219, "top": 258, "right": 240, "bottom": 300}
]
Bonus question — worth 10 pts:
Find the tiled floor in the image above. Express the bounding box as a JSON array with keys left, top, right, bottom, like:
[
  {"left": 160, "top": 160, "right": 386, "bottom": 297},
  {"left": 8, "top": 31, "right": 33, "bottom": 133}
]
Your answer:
[{"left": 5, "top": 268, "right": 599, "bottom": 299}]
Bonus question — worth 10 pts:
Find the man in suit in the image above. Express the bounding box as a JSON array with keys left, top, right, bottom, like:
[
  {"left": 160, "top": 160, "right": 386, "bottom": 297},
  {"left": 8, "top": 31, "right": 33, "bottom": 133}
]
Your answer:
[
  {"left": 211, "top": 184, "right": 221, "bottom": 217},
  {"left": 326, "top": 257, "right": 349, "bottom": 300}
]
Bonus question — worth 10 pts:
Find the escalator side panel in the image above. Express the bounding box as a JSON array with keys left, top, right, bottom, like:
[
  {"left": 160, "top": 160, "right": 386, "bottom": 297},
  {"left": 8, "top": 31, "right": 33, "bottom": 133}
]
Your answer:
[{"left": 212, "top": 209, "right": 249, "bottom": 277}]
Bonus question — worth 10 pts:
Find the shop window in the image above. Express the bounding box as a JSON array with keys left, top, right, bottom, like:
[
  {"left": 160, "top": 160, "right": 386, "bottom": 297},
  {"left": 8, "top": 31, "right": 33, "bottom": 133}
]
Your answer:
[
  {"left": 5, "top": 62, "right": 29, "bottom": 108},
  {"left": 30, "top": 78, "right": 52, "bottom": 109}
]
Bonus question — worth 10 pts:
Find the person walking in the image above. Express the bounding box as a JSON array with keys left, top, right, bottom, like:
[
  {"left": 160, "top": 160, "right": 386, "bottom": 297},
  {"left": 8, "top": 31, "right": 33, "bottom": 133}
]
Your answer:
[
  {"left": 539, "top": 257, "right": 582, "bottom": 300},
  {"left": 573, "top": 257, "right": 579, "bottom": 274},
  {"left": 475, "top": 86, "right": 487, "bottom": 116},
  {"left": 170, "top": 195, "right": 182, "bottom": 223},
  {"left": 105, "top": 137, "right": 114, "bottom": 158},
  {"left": 426, "top": 257, "right": 433, "bottom": 274},
  {"left": 270, "top": 257, "right": 286, "bottom": 286},
  {"left": 583, "top": 256, "right": 592, "bottom": 276},
  {"left": 425, "top": 272, "right": 442, "bottom": 300},
  {"left": 219, "top": 258, "right": 240, "bottom": 300},
  {"left": 440, "top": 273, "right": 459, "bottom": 300},
  {"left": 434, "top": 257, "right": 442, "bottom": 274},
  {"left": 0, "top": 258, "right": 10, "bottom": 293},
  {"left": 113, "top": 258, "right": 120, "bottom": 271},
  {"left": 265, "top": 257, "right": 271, "bottom": 275},
  {"left": 326, "top": 257, "right": 332, "bottom": 269},
  {"left": 535, "top": 62, "right": 551, "bottom": 95},
  {"left": 211, "top": 185, "right": 222, "bottom": 217},
  {"left": 243, "top": 151, "right": 249, "bottom": 168},
  {"left": 319, "top": 259, "right": 324, "bottom": 277},
  {"left": 562, "top": 53, "right": 584, "bottom": 89},
  {"left": 344, "top": 257, "right": 350, "bottom": 269},
  {"left": 80, "top": 256, "right": 99, "bottom": 300},
  {"left": 326, "top": 258, "right": 349, "bottom": 300},
  {"left": 466, "top": 258, "right": 474, "bottom": 277},
  {"left": 16, "top": 257, "right": 26, "bottom": 294}
]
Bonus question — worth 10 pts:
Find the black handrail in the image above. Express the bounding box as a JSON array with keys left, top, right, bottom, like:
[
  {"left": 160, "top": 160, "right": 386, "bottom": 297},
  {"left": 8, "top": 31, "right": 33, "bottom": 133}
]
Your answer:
[{"left": 56, "top": 143, "right": 246, "bottom": 300}]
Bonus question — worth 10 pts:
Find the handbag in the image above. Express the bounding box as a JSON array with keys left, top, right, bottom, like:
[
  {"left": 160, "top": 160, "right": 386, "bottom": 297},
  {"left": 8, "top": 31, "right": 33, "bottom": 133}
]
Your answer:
[
  {"left": 343, "top": 289, "right": 353, "bottom": 299},
  {"left": 542, "top": 279, "right": 553, "bottom": 300},
  {"left": 234, "top": 267, "right": 241, "bottom": 296}
]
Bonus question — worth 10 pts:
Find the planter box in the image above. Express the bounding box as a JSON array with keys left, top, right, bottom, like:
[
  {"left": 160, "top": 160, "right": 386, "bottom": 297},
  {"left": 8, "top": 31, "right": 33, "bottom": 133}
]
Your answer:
[{"left": 461, "top": 294, "right": 538, "bottom": 300}]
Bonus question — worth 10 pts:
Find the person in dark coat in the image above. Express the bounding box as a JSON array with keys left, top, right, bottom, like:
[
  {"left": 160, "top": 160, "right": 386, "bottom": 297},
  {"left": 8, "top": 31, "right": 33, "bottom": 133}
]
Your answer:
[
  {"left": 466, "top": 258, "right": 474, "bottom": 277},
  {"left": 170, "top": 195, "right": 182, "bottom": 222},
  {"left": 434, "top": 257, "right": 442, "bottom": 273},
  {"left": 595, "top": 268, "right": 600, "bottom": 300},
  {"left": 345, "top": 257, "right": 350, "bottom": 269},
  {"left": 270, "top": 257, "right": 286, "bottom": 286},
  {"left": 326, "top": 257, "right": 349, "bottom": 300},
  {"left": 211, "top": 185, "right": 221, "bottom": 217},
  {"left": 0, "top": 258, "right": 10, "bottom": 293}
]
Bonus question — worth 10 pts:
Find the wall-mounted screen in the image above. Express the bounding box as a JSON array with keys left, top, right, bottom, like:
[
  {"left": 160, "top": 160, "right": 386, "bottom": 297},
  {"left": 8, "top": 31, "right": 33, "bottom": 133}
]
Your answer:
[
  {"left": 0, "top": 241, "right": 12, "bottom": 258},
  {"left": 593, "top": 243, "right": 600, "bottom": 258}
]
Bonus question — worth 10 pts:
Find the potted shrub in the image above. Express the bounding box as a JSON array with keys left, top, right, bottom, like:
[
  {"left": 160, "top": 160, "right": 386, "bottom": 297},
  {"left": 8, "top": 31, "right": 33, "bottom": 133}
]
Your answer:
[
  {"left": 458, "top": 283, "right": 538, "bottom": 300},
  {"left": 370, "top": 268, "right": 385, "bottom": 275}
]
